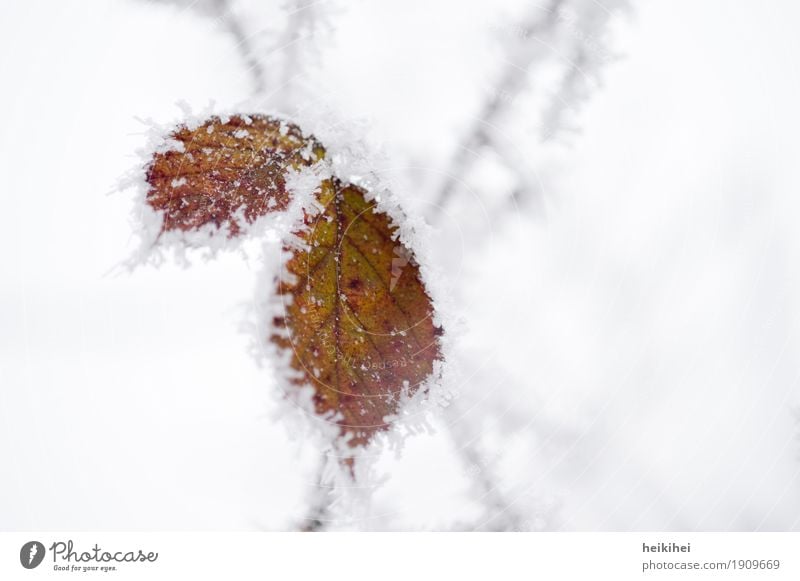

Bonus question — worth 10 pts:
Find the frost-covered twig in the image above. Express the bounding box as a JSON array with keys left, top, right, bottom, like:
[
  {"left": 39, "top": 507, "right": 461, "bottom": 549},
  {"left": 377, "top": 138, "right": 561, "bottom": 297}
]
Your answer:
[
  {"left": 458, "top": 441, "right": 526, "bottom": 531},
  {"left": 149, "top": 0, "right": 335, "bottom": 104},
  {"left": 446, "top": 397, "right": 529, "bottom": 531},
  {"left": 539, "top": 1, "right": 628, "bottom": 139},
  {"left": 431, "top": 0, "right": 564, "bottom": 217},
  {"left": 298, "top": 454, "right": 332, "bottom": 531},
  {"left": 212, "top": 0, "right": 267, "bottom": 93},
  {"left": 269, "top": 0, "right": 335, "bottom": 110},
  {"left": 431, "top": 0, "right": 627, "bottom": 218},
  {"left": 149, "top": 0, "right": 268, "bottom": 93}
]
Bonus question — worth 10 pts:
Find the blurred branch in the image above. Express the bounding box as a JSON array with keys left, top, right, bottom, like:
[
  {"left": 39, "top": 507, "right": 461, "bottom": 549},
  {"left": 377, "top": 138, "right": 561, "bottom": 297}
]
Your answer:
[
  {"left": 212, "top": 0, "right": 266, "bottom": 93},
  {"left": 446, "top": 400, "right": 528, "bottom": 531},
  {"left": 297, "top": 454, "right": 332, "bottom": 531},
  {"left": 152, "top": 0, "right": 334, "bottom": 103},
  {"left": 430, "top": 0, "right": 628, "bottom": 220},
  {"left": 430, "top": 0, "right": 565, "bottom": 219},
  {"left": 270, "top": 0, "right": 330, "bottom": 110}
]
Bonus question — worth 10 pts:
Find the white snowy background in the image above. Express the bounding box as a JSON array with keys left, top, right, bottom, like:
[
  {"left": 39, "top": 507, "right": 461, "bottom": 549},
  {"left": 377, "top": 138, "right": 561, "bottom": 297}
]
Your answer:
[{"left": 1, "top": 0, "right": 800, "bottom": 530}]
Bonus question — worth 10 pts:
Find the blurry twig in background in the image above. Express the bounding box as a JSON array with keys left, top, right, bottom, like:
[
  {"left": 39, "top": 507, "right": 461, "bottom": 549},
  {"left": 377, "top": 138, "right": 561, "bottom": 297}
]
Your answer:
[
  {"left": 431, "top": 0, "right": 629, "bottom": 526},
  {"left": 212, "top": 0, "right": 267, "bottom": 93},
  {"left": 298, "top": 455, "right": 331, "bottom": 531},
  {"left": 149, "top": 0, "right": 268, "bottom": 93},
  {"left": 446, "top": 406, "right": 528, "bottom": 531},
  {"left": 152, "top": 0, "right": 335, "bottom": 106},
  {"left": 269, "top": 0, "right": 334, "bottom": 111},
  {"left": 431, "top": 0, "right": 628, "bottom": 220},
  {"left": 431, "top": 0, "right": 565, "bottom": 218}
]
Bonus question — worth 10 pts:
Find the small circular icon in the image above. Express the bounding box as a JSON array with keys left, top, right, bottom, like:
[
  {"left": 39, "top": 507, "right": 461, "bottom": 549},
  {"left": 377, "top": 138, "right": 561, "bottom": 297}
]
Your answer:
[{"left": 20, "top": 541, "right": 45, "bottom": 569}]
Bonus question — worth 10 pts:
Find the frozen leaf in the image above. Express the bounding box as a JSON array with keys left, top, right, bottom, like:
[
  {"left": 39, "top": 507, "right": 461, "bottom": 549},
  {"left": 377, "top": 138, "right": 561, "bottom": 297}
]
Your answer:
[
  {"left": 145, "top": 114, "right": 324, "bottom": 236},
  {"left": 142, "top": 114, "right": 443, "bottom": 451},
  {"left": 272, "top": 178, "right": 442, "bottom": 448}
]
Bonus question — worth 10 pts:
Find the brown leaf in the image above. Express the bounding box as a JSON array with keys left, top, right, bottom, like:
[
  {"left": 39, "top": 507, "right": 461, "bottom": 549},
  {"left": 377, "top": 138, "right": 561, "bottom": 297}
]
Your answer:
[
  {"left": 143, "top": 115, "right": 443, "bottom": 449},
  {"left": 146, "top": 114, "right": 324, "bottom": 236},
  {"left": 272, "top": 178, "right": 442, "bottom": 448}
]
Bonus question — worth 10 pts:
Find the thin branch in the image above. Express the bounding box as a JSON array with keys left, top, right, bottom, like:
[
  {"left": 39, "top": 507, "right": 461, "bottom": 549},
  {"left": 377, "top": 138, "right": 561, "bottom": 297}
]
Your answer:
[
  {"left": 297, "top": 453, "right": 332, "bottom": 531},
  {"left": 445, "top": 400, "right": 529, "bottom": 531},
  {"left": 212, "top": 0, "right": 267, "bottom": 94},
  {"left": 430, "top": 0, "right": 565, "bottom": 219}
]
